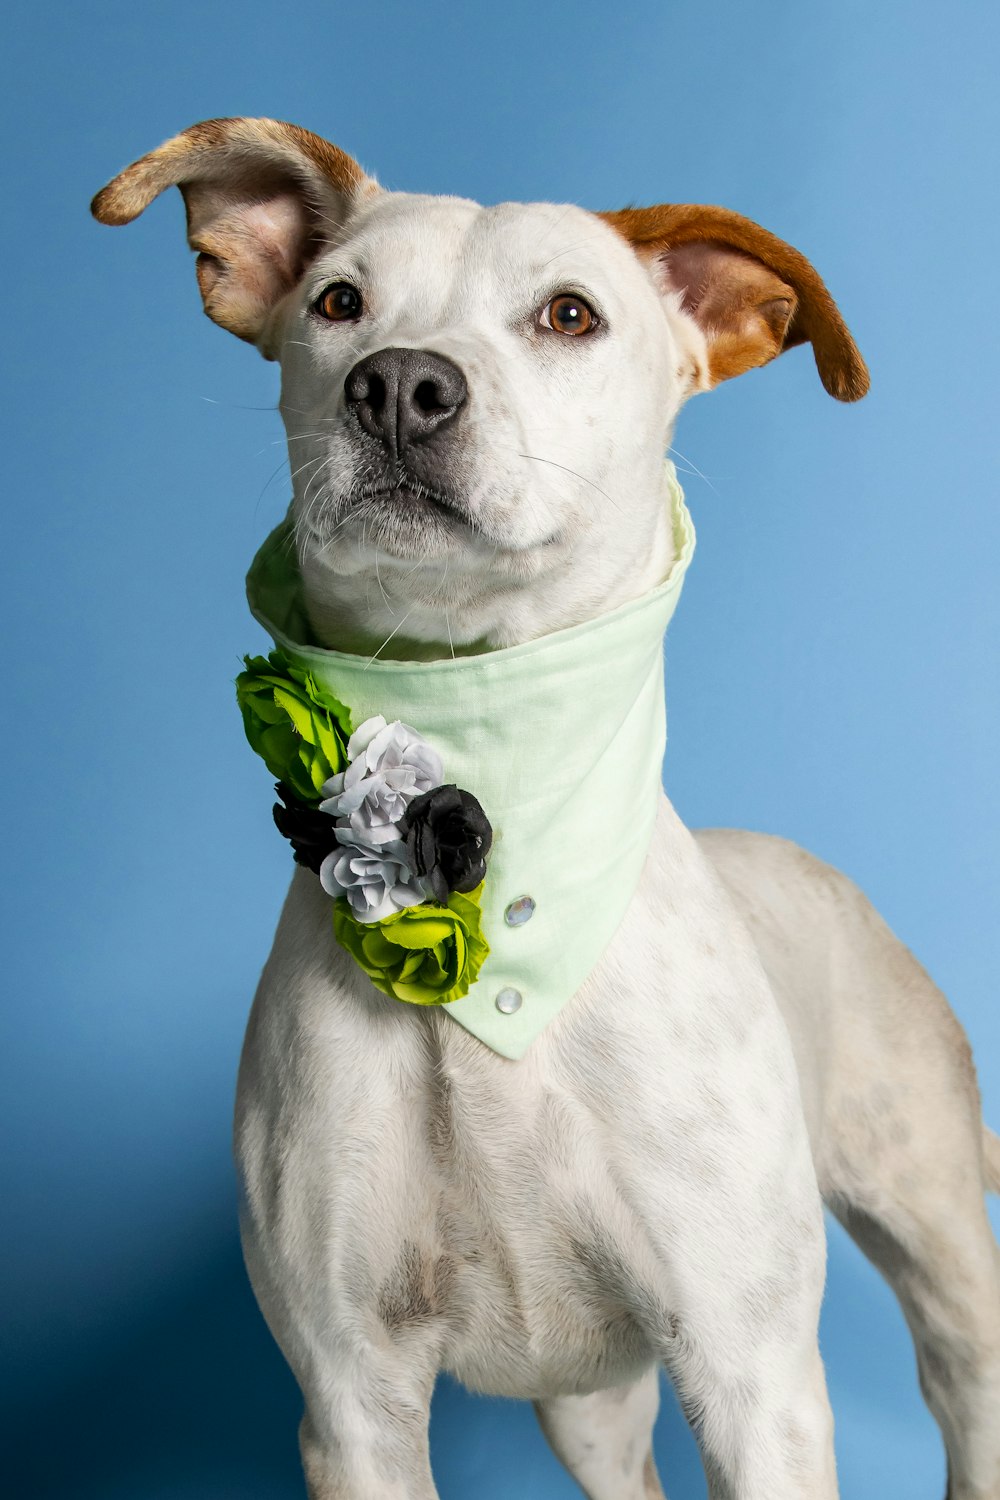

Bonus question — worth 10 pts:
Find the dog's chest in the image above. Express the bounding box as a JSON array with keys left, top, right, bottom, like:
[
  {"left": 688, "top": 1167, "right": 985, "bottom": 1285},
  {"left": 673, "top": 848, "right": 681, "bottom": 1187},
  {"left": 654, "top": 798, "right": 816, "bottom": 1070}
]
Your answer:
[
  {"left": 236, "top": 815, "right": 814, "bottom": 1402},
  {"left": 411, "top": 1018, "right": 666, "bottom": 1395},
  {"left": 241, "top": 944, "right": 679, "bottom": 1397}
]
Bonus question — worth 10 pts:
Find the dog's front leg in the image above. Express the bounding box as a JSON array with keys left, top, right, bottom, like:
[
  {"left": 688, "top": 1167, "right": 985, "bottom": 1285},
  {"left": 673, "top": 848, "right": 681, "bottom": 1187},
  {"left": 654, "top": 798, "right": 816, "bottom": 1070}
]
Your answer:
[
  {"left": 640, "top": 1133, "right": 838, "bottom": 1497},
  {"left": 636, "top": 1161, "right": 836, "bottom": 1498},
  {"left": 236, "top": 875, "right": 448, "bottom": 1500},
  {"left": 662, "top": 1335, "right": 836, "bottom": 1500},
  {"left": 242, "top": 1191, "right": 446, "bottom": 1500},
  {"left": 550, "top": 809, "right": 842, "bottom": 1498},
  {"left": 297, "top": 1349, "right": 439, "bottom": 1500},
  {"left": 531, "top": 1329, "right": 836, "bottom": 1500},
  {"left": 242, "top": 1152, "right": 447, "bottom": 1500}
]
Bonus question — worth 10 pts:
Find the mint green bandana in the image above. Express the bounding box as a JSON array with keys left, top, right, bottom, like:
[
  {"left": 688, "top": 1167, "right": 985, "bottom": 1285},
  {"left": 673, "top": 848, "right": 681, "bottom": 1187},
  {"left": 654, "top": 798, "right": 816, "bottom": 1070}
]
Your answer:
[{"left": 244, "top": 465, "right": 695, "bottom": 1060}]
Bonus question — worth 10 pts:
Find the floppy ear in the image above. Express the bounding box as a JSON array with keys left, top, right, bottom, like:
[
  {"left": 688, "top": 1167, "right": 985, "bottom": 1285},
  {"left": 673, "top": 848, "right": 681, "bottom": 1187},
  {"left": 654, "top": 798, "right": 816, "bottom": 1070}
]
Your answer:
[
  {"left": 92, "top": 117, "right": 378, "bottom": 349},
  {"left": 599, "top": 204, "right": 869, "bottom": 401}
]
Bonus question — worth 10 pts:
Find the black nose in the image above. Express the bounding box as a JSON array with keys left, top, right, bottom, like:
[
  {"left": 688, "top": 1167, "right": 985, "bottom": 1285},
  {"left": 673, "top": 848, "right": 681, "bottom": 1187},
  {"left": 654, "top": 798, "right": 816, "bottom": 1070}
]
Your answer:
[{"left": 344, "top": 347, "right": 468, "bottom": 455}]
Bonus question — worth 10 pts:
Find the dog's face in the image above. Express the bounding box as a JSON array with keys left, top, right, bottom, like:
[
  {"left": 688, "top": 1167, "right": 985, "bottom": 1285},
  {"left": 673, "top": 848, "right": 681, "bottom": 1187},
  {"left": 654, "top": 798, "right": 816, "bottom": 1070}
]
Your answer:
[
  {"left": 276, "top": 192, "right": 702, "bottom": 651},
  {"left": 94, "top": 118, "right": 868, "bottom": 654}
]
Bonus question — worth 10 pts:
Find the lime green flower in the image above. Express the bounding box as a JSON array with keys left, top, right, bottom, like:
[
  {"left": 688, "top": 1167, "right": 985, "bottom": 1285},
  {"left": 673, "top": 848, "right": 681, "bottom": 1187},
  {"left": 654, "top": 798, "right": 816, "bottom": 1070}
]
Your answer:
[
  {"left": 236, "top": 651, "right": 350, "bottom": 802},
  {"left": 333, "top": 885, "right": 489, "bottom": 1005}
]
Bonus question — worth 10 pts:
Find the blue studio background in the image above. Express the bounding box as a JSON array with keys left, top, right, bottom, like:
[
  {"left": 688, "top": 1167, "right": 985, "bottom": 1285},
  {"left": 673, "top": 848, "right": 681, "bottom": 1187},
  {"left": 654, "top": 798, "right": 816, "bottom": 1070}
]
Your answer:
[{"left": 2, "top": 2, "right": 998, "bottom": 1495}]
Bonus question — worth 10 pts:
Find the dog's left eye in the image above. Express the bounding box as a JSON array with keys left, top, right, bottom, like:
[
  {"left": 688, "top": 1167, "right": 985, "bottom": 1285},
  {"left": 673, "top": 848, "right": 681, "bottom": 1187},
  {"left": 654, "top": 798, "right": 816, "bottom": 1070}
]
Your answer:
[
  {"left": 314, "top": 283, "right": 364, "bottom": 321},
  {"left": 540, "top": 293, "right": 597, "bottom": 337}
]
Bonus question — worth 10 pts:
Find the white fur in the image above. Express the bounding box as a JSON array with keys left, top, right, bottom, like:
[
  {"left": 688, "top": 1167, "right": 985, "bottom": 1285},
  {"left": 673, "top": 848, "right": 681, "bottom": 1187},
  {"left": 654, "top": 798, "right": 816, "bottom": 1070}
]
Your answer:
[{"left": 218, "top": 187, "right": 1000, "bottom": 1498}]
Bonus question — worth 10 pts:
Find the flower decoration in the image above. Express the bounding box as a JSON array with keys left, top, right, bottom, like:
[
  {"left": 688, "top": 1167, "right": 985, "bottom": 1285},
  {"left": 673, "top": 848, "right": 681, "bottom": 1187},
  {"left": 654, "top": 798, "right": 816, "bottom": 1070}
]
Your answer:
[
  {"left": 319, "top": 831, "right": 424, "bottom": 924},
  {"left": 319, "top": 716, "right": 443, "bottom": 846},
  {"left": 333, "top": 886, "right": 489, "bottom": 1005},
  {"left": 237, "top": 652, "right": 350, "bottom": 803},
  {"left": 397, "top": 784, "right": 493, "bottom": 904},
  {"left": 238, "top": 667, "right": 494, "bottom": 1005},
  {"left": 272, "top": 782, "right": 340, "bottom": 873}
]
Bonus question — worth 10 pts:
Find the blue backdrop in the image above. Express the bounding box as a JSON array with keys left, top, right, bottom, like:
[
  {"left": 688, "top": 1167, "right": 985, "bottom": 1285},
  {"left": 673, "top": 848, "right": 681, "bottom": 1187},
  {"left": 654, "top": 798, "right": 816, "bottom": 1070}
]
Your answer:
[{"left": 2, "top": 2, "right": 998, "bottom": 1495}]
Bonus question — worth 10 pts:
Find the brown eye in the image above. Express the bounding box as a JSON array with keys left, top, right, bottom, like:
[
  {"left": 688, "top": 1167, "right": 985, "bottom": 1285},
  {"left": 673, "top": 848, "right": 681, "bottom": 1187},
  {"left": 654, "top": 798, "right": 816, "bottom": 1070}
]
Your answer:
[
  {"left": 314, "top": 282, "right": 363, "bottom": 321},
  {"left": 545, "top": 293, "right": 596, "bottom": 336}
]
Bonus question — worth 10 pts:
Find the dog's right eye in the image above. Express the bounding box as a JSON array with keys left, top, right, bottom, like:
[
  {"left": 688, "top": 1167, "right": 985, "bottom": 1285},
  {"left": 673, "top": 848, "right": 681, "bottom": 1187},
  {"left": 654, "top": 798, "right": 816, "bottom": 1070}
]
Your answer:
[{"left": 314, "top": 283, "right": 364, "bottom": 322}]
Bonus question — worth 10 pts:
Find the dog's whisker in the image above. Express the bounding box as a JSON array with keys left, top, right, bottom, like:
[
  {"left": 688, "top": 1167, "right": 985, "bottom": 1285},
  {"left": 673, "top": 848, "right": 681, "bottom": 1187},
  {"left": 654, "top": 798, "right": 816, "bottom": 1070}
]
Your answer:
[
  {"left": 255, "top": 433, "right": 336, "bottom": 460},
  {"left": 279, "top": 403, "right": 335, "bottom": 419},
  {"left": 254, "top": 456, "right": 297, "bottom": 518},
  {"left": 362, "top": 602, "right": 420, "bottom": 669},
  {"left": 667, "top": 444, "right": 720, "bottom": 497},
  {"left": 310, "top": 206, "right": 354, "bottom": 237},
  {"left": 537, "top": 232, "right": 612, "bottom": 270},
  {"left": 301, "top": 454, "right": 340, "bottom": 511},
  {"left": 310, "top": 504, "right": 359, "bottom": 553},
  {"left": 514, "top": 451, "right": 623, "bottom": 514},
  {"left": 373, "top": 539, "right": 393, "bottom": 613},
  {"left": 200, "top": 395, "right": 282, "bottom": 412},
  {"left": 443, "top": 565, "right": 456, "bottom": 661},
  {"left": 287, "top": 454, "right": 330, "bottom": 487}
]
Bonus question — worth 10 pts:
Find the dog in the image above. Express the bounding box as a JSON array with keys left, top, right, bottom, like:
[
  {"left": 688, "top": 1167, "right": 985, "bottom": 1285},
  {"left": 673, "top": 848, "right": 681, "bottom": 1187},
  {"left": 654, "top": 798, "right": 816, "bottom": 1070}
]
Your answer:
[{"left": 93, "top": 118, "right": 1000, "bottom": 1499}]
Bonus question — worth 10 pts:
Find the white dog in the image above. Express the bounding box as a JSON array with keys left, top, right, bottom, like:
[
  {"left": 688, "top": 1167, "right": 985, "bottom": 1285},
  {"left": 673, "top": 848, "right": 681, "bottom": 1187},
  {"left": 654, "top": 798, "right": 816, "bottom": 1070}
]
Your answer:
[{"left": 94, "top": 119, "right": 1000, "bottom": 1500}]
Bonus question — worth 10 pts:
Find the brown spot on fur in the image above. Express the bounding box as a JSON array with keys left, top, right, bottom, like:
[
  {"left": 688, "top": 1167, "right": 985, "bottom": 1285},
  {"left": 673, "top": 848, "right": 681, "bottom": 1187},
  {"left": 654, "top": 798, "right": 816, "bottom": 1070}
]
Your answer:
[
  {"left": 568, "top": 1219, "right": 676, "bottom": 1348},
  {"left": 598, "top": 203, "right": 868, "bottom": 401},
  {"left": 376, "top": 1241, "right": 457, "bottom": 1332},
  {"left": 778, "top": 1411, "right": 815, "bottom": 1475},
  {"left": 741, "top": 1273, "right": 796, "bottom": 1337}
]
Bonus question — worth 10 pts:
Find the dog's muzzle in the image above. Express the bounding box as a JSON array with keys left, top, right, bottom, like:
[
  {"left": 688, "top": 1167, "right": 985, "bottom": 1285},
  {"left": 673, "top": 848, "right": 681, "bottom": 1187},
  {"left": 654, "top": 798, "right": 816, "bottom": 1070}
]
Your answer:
[{"left": 345, "top": 347, "right": 467, "bottom": 463}]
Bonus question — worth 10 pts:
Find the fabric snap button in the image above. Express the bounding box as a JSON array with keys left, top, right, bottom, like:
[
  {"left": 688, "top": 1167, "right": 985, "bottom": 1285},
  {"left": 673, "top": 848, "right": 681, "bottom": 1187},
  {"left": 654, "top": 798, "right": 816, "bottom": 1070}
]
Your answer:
[
  {"left": 504, "top": 895, "right": 536, "bottom": 927},
  {"left": 495, "top": 987, "right": 523, "bottom": 1014}
]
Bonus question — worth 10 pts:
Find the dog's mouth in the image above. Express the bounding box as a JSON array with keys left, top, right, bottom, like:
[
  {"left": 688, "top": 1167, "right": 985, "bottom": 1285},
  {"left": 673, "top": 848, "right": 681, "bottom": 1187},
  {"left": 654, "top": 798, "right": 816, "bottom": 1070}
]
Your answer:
[
  {"left": 333, "top": 474, "right": 479, "bottom": 556},
  {"left": 354, "top": 479, "right": 469, "bottom": 523}
]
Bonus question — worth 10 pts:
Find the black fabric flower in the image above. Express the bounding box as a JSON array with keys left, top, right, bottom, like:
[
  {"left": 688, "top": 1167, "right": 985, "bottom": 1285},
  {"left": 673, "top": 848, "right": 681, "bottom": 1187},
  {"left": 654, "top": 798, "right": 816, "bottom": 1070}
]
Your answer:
[
  {"left": 272, "top": 782, "right": 339, "bottom": 873},
  {"left": 397, "top": 784, "right": 493, "bottom": 903}
]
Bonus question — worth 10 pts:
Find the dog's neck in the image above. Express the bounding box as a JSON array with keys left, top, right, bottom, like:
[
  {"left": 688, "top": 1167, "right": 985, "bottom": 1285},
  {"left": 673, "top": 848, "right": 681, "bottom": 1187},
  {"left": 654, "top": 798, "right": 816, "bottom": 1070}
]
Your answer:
[
  {"left": 244, "top": 465, "right": 695, "bottom": 1056},
  {"left": 295, "top": 471, "right": 677, "bottom": 661}
]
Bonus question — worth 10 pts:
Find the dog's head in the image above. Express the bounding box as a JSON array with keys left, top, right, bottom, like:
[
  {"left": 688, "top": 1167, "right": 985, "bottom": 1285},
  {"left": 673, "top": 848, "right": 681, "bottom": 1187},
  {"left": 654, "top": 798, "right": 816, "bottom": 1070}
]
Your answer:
[{"left": 94, "top": 117, "right": 867, "bottom": 654}]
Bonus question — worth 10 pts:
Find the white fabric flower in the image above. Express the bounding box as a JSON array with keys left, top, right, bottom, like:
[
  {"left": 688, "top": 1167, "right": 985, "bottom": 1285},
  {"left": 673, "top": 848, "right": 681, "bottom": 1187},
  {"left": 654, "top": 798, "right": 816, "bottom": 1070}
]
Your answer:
[
  {"left": 319, "top": 716, "right": 444, "bottom": 847},
  {"left": 319, "top": 833, "right": 424, "bottom": 924},
  {"left": 315, "top": 716, "right": 446, "bottom": 923}
]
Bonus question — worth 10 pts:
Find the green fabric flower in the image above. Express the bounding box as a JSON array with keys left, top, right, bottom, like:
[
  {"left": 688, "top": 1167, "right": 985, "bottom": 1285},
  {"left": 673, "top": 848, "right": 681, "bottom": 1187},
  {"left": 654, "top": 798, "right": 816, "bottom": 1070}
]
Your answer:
[
  {"left": 236, "top": 651, "right": 350, "bottom": 803},
  {"left": 333, "top": 886, "right": 489, "bottom": 1005}
]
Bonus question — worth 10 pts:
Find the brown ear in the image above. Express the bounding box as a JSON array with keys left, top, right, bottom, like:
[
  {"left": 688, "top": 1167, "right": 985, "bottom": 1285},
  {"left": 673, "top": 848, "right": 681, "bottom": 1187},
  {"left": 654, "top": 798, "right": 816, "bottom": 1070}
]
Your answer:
[
  {"left": 92, "top": 117, "right": 378, "bottom": 346},
  {"left": 599, "top": 204, "right": 869, "bottom": 401}
]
